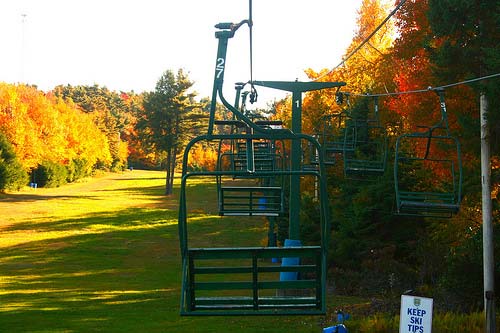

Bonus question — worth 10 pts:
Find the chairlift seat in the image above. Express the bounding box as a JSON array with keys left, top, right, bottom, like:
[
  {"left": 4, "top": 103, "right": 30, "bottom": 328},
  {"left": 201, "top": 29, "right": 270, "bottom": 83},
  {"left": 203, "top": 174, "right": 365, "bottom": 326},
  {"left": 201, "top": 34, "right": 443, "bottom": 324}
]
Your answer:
[
  {"left": 343, "top": 121, "right": 388, "bottom": 177},
  {"left": 219, "top": 186, "right": 284, "bottom": 216},
  {"left": 396, "top": 191, "right": 460, "bottom": 217},
  {"left": 180, "top": 246, "right": 324, "bottom": 316},
  {"left": 394, "top": 134, "right": 462, "bottom": 217},
  {"left": 344, "top": 159, "right": 386, "bottom": 175}
]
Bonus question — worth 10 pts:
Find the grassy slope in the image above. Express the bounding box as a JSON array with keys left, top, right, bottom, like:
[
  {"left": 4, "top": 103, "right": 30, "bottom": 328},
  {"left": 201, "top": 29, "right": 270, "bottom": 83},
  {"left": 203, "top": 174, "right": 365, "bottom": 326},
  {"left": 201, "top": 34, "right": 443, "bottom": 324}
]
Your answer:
[{"left": 0, "top": 170, "right": 350, "bottom": 332}]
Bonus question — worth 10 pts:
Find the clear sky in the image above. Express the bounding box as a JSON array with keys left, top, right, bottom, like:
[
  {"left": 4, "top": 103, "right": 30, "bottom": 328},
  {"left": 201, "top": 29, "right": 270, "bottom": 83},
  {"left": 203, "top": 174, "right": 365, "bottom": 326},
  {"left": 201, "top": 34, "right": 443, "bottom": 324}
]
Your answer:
[{"left": 1, "top": 0, "right": 362, "bottom": 106}]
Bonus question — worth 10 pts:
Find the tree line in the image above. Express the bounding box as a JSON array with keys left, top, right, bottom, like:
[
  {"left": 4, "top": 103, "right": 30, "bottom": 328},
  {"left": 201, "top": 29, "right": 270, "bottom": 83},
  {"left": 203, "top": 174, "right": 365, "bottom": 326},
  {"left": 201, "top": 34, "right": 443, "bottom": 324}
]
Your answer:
[{"left": 0, "top": 69, "right": 210, "bottom": 192}]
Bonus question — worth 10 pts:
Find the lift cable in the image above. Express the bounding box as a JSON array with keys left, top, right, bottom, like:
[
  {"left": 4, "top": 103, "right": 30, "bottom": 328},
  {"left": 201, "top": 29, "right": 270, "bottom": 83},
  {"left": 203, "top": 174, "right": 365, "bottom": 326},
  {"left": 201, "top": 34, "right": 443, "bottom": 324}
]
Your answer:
[
  {"left": 248, "top": 0, "right": 258, "bottom": 104},
  {"left": 313, "top": 0, "right": 408, "bottom": 82},
  {"left": 343, "top": 72, "right": 500, "bottom": 98}
]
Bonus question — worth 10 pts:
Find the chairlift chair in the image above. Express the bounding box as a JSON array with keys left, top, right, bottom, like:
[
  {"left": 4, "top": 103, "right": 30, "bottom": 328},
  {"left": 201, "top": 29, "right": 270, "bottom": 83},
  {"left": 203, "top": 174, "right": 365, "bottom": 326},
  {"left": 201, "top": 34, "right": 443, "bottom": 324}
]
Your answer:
[
  {"left": 343, "top": 96, "right": 388, "bottom": 178},
  {"left": 311, "top": 93, "right": 356, "bottom": 166},
  {"left": 394, "top": 89, "right": 462, "bottom": 218},
  {"left": 178, "top": 16, "right": 342, "bottom": 316}
]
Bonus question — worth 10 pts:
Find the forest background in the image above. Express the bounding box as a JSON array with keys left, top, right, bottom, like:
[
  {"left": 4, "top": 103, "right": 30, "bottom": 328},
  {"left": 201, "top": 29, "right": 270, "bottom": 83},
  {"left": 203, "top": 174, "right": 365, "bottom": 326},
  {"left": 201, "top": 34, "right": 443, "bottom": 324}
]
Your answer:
[{"left": 0, "top": 0, "right": 498, "bottom": 312}]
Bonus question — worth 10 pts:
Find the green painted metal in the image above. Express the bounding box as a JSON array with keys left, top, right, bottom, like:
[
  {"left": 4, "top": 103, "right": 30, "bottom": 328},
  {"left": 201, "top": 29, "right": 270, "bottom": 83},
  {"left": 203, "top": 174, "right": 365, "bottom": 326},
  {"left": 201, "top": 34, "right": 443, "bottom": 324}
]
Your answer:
[
  {"left": 343, "top": 124, "right": 387, "bottom": 176},
  {"left": 251, "top": 81, "right": 345, "bottom": 240},
  {"left": 179, "top": 135, "right": 331, "bottom": 315},
  {"left": 312, "top": 111, "right": 355, "bottom": 166},
  {"left": 177, "top": 17, "right": 344, "bottom": 316},
  {"left": 182, "top": 247, "right": 323, "bottom": 316},
  {"left": 394, "top": 135, "right": 462, "bottom": 217},
  {"left": 218, "top": 186, "right": 283, "bottom": 216},
  {"left": 215, "top": 132, "right": 286, "bottom": 217},
  {"left": 343, "top": 96, "right": 388, "bottom": 179},
  {"left": 252, "top": 81, "right": 345, "bottom": 92},
  {"left": 394, "top": 89, "right": 462, "bottom": 217}
]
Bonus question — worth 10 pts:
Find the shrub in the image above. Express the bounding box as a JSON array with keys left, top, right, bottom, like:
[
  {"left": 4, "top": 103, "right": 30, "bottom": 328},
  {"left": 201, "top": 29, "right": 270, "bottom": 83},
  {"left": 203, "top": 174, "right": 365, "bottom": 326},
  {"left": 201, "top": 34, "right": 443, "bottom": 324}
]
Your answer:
[
  {"left": 345, "top": 312, "right": 494, "bottom": 333},
  {"left": 34, "top": 161, "right": 68, "bottom": 188},
  {"left": 66, "top": 158, "right": 92, "bottom": 183},
  {"left": 0, "top": 133, "right": 29, "bottom": 191},
  {"left": 111, "top": 158, "right": 127, "bottom": 172},
  {"left": 435, "top": 224, "right": 500, "bottom": 312}
]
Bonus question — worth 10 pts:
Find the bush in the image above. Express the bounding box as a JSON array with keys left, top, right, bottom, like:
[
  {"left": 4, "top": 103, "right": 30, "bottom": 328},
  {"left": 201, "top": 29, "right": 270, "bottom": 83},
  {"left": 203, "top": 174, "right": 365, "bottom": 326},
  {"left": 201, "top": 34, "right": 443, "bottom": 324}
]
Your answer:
[
  {"left": 34, "top": 161, "right": 68, "bottom": 188},
  {"left": 111, "top": 158, "right": 127, "bottom": 172},
  {"left": 345, "top": 312, "right": 494, "bottom": 333},
  {"left": 66, "top": 158, "right": 91, "bottom": 183},
  {"left": 0, "top": 133, "right": 28, "bottom": 191},
  {"left": 435, "top": 224, "right": 500, "bottom": 312}
]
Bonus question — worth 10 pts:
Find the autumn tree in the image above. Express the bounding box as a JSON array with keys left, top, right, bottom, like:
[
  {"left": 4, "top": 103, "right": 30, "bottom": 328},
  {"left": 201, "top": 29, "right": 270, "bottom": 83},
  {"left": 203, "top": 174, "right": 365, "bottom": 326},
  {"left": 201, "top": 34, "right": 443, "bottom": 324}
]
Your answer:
[
  {"left": 426, "top": 0, "right": 500, "bottom": 308},
  {"left": 299, "top": 0, "right": 454, "bottom": 296},
  {"left": 0, "top": 83, "right": 112, "bottom": 187},
  {"left": 53, "top": 84, "right": 132, "bottom": 171},
  {"left": 118, "top": 92, "right": 143, "bottom": 167},
  {"left": 303, "top": 0, "right": 396, "bottom": 136},
  {"left": 0, "top": 83, "right": 44, "bottom": 169}
]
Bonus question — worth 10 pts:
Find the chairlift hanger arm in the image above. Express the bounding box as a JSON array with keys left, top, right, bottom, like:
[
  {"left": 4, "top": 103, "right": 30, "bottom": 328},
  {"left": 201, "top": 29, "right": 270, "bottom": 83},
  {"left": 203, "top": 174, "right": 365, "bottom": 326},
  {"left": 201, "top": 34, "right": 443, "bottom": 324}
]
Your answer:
[
  {"left": 209, "top": 25, "right": 294, "bottom": 135},
  {"left": 217, "top": 88, "right": 293, "bottom": 136},
  {"left": 407, "top": 88, "right": 451, "bottom": 158},
  {"left": 252, "top": 81, "right": 345, "bottom": 93},
  {"left": 208, "top": 20, "right": 251, "bottom": 135},
  {"left": 435, "top": 88, "right": 450, "bottom": 136},
  {"left": 214, "top": 19, "right": 251, "bottom": 37}
]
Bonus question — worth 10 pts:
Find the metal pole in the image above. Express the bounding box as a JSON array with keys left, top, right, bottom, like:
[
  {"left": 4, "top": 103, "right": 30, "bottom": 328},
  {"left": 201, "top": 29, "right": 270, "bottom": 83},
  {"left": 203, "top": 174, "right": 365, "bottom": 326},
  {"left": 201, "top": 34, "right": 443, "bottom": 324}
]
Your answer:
[
  {"left": 289, "top": 90, "right": 302, "bottom": 240},
  {"left": 480, "top": 91, "right": 495, "bottom": 333},
  {"left": 20, "top": 13, "right": 27, "bottom": 82}
]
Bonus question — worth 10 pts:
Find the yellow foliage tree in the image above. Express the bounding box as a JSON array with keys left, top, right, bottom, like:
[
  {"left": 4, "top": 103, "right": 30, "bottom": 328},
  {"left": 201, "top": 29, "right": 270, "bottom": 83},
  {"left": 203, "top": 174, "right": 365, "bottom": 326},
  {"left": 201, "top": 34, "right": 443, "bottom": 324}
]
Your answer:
[
  {"left": 0, "top": 83, "right": 112, "bottom": 173},
  {"left": 301, "top": 0, "right": 397, "bottom": 135}
]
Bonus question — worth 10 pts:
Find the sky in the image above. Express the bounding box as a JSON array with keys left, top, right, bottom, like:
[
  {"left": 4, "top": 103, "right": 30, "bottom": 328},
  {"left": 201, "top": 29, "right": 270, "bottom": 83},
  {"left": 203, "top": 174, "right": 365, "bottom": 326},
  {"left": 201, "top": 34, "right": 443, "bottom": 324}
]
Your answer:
[{"left": 1, "top": 0, "right": 363, "bottom": 106}]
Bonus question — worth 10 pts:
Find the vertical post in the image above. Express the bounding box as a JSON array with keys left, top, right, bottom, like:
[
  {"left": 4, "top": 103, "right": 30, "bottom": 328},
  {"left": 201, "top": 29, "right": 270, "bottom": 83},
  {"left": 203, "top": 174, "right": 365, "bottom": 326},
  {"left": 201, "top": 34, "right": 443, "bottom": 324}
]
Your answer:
[
  {"left": 480, "top": 92, "right": 495, "bottom": 333},
  {"left": 20, "top": 14, "right": 27, "bottom": 83},
  {"left": 208, "top": 29, "right": 232, "bottom": 135},
  {"left": 234, "top": 83, "right": 244, "bottom": 111},
  {"left": 436, "top": 88, "right": 450, "bottom": 135},
  {"left": 289, "top": 90, "right": 302, "bottom": 240}
]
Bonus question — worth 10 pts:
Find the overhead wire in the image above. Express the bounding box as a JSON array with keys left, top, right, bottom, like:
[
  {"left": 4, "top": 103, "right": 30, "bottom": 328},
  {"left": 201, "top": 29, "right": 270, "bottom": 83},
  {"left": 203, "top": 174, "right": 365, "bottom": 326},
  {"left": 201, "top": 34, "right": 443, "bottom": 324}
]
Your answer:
[
  {"left": 244, "top": 0, "right": 498, "bottom": 102},
  {"left": 248, "top": 0, "right": 258, "bottom": 103},
  {"left": 313, "top": 0, "right": 408, "bottom": 82},
  {"left": 344, "top": 72, "right": 500, "bottom": 98}
]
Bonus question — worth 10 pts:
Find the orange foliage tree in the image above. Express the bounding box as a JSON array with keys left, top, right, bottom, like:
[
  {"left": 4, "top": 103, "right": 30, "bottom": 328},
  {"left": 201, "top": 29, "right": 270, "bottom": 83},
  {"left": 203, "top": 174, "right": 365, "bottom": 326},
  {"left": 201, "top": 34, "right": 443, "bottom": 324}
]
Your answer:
[
  {"left": 302, "top": 0, "right": 396, "bottom": 136},
  {"left": 0, "top": 83, "right": 112, "bottom": 178}
]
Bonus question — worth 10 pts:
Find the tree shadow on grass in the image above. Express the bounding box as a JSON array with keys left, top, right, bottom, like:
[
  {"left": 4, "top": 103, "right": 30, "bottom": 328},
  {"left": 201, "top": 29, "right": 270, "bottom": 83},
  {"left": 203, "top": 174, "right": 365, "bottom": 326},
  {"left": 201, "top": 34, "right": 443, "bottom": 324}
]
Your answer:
[
  {"left": 0, "top": 207, "right": 184, "bottom": 332},
  {"left": 113, "top": 176, "right": 167, "bottom": 181},
  {"left": 0, "top": 175, "right": 299, "bottom": 332},
  {"left": 0, "top": 206, "right": 278, "bottom": 332},
  {"left": 0, "top": 193, "right": 102, "bottom": 203},
  {"left": 1, "top": 206, "right": 179, "bottom": 233}
]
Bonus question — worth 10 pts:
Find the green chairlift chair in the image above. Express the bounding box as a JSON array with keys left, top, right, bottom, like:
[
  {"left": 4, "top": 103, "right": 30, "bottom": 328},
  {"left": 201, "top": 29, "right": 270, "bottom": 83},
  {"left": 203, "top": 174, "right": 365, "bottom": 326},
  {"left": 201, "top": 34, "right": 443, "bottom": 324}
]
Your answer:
[
  {"left": 343, "top": 96, "right": 388, "bottom": 178},
  {"left": 311, "top": 92, "right": 355, "bottom": 166},
  {"left": 394, "top": 88, "right": 462, "bottom": 218},
  {"left": 177, "top": 18, "right": 345, "bottom": 316}
]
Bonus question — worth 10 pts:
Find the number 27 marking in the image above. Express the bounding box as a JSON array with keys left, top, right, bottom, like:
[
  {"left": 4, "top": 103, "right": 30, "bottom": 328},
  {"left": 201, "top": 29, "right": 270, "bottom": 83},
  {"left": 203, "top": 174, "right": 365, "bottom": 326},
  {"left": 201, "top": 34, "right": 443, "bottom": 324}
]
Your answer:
[{"left": 216, "top": 58, "right": 225, "bottom": 78}]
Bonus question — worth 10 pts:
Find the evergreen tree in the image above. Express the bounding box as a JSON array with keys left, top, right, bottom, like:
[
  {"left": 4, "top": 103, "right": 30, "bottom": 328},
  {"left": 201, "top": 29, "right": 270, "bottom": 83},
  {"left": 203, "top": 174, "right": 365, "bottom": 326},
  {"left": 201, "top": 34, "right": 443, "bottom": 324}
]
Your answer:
[
  {"left": 427, "top": 0, "right": 500, "bottom": 309},
  {"left": 139, "top": 69, "right": 197, "bottom": 195},
  {"left": 428, "top": 0, "right": 500, "bottom": 148},
  {"left": 0, "top": 132, "right": 28, "bottom": 191}
]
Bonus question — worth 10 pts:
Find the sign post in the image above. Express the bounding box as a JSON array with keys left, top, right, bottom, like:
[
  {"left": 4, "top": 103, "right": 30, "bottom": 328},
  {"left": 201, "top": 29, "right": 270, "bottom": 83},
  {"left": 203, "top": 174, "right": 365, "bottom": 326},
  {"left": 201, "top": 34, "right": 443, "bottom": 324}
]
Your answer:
[{"left": 399, "top": 295, "right": 433, "bottom": 333}]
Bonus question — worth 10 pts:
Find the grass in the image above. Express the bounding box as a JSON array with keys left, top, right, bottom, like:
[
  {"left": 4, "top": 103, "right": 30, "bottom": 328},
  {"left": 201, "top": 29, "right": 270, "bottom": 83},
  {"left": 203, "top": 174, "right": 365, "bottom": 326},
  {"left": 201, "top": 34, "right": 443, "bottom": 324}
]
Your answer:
[
  {"left": 0, "top": 170, "right": 355, "bottom": 332},
  {"left": 3, "top": 169, "right": 491, "bottom": 332}
]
